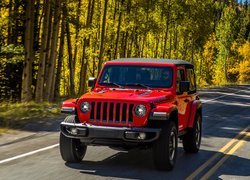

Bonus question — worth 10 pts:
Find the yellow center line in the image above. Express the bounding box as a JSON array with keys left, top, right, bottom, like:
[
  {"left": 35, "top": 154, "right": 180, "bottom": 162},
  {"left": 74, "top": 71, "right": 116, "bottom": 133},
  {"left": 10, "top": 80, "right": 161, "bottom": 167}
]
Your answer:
[
  {"left": 200, "top": 132, "right": 250, "bottom": 180},
  {"left": 185, "top": 126, "right": 249, "bottom": 180}
]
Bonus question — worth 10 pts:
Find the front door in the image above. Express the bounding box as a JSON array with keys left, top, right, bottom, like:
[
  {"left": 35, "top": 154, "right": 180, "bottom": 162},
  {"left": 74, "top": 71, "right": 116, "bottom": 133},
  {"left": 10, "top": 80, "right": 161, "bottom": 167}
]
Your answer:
[{"left": 176, "top": 67, "right": 193, "bottom": 132}]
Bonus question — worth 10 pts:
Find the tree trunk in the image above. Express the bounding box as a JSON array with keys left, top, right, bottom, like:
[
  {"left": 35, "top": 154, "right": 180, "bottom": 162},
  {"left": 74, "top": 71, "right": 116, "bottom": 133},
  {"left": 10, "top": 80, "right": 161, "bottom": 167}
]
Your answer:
[
  {"left": 7, "top": 0, "right": 13, "bottom": 45},
  {"left": 121, "top": 31, "right": 128, "bottom": 58},
  {"left": 173, "top": 23, "right": 178, "bottom": 58},
  {"left": 66, "top": 19, "right": 75, "bottom": 96},
  {"left": 142, "top": 35, "right": 147, "bottom": 57},
  {"left": 72, "top": 0, "right": 81, "bottom": 71},
  {"left": 92, "top": 34, "right": 98, "bottom": 77},
  {"left": 97, "top": 0, "right": 108, "bottom": 73},
  {"left": 21, "top": 0, "right": 35, "bottom": 102},
  {"left": 114, "top": 0, "right": 124, "bottom": 59},
  {"left": 44, "top": 0, "right": 61, "bottom": 102},
  {"left": 155, "top": 36, "right": 159, "bottom": 58},
  {"left": 35, "top": 0, "right": 51, "bottom": 102},
  {"left": 121, "top": 1, "right": 131, "bottom": 58},
  {"left": 44, "top": 7, "right": 53, "bottom": 88},
  {"left": 199, "top": 51, "right": 202, "bottom": 85},
  {"left": 163, "top": 19, "right": 169, "bottom": 58},
  {"left": 79, "top": 0, "right": 95, "bottom": 95},
  {"left": 135, "top": 31, "right": 140, "bottom": 57},
  {"left": 169, "top": 30, "right": 172, "bottom": 59},
  {"left": 162, "top": 0, "right": 171, "bottom": 58},
  {"left": 50, "top": 63, "right": 57, "bottom": 101},
  {"left": 127, "top": 32, "right": 133, "bottom": 58},
  {"left": 33, "top": 0, "right": 41, "bottom": 51},
  {"left": 79, "top": 40, "right": 88, "bottom": 95},
  {"left": 191, "top": 39, "right": 194, "bottom": 64},
  {"left": 120, "top": 32, "right": 125, "bottom": 57},
  {"left": 55, "top": 10, "right": 66, "bottom": 101},
  {"left": 13, "top": 1, "right": 19, "bottom": 45}
]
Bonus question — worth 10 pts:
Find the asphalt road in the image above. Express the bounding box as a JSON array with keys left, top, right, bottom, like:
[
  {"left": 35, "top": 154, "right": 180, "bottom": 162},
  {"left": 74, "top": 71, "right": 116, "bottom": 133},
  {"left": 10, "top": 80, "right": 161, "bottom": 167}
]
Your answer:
[{"left": 0, "top": 85, "right": 250, "bottom": 180}]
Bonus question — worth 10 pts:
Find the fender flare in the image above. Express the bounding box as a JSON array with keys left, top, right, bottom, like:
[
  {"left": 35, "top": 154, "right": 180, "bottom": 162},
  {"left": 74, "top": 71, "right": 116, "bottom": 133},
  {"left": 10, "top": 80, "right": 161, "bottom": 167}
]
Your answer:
[
  {"left": 61, "top": 99, "right": 78, "bottom": 114},
  {"left": 148, "top": 105, "right": 178, "bottom": 129},
  {"left": 188, "top": 100, "right": 202, "bottom": 128}
]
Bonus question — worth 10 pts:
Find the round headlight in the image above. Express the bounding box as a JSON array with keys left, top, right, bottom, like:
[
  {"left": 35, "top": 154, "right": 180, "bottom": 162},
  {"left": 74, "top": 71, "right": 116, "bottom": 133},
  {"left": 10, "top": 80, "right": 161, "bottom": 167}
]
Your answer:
[
  {"left": 80, "top": 102, "right": 91, "bottom": 113},
  {"left": 134, "top": 104, "right": 147, "bottom": 117}
]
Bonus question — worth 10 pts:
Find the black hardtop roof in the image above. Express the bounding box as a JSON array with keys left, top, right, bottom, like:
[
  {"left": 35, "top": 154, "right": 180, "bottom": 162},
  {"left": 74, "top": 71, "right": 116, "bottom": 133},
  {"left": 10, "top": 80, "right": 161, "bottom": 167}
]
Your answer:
[{"left": 111, "top": 58, "right": 193, "bottom": 67}]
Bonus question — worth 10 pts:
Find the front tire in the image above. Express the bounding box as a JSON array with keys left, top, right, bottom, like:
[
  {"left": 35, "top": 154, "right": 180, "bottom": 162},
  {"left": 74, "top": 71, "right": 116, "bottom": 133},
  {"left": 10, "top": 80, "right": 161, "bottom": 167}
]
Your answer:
[
  {"left": 153, "top": 121, "right": 178, "bottom": 171},
  {"left": 60, "top": 132, "right": 87, "bottom": 162},
  {"left": 182, "top": 113, "right": 202, "bottom": 153}
]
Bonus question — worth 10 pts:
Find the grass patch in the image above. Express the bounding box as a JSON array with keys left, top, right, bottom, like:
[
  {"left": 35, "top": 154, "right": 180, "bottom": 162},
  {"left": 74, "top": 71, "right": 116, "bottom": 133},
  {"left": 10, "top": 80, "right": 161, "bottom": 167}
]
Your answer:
[
  {"left": 0, "top": 127, "right": 9, "bottom": 134},
  {"left": 0, "top": 102, "right": 61, "bottom": 129}
]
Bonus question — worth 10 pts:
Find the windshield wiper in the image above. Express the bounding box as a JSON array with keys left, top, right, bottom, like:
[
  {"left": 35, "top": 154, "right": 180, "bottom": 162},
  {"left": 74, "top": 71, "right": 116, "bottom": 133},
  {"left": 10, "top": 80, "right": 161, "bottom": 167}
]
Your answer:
[
  {"left": 99, "top": 82, "right": 124, "bottom": 88},
  {"left": 125, "top": 83, "right": 151, "bottom": 89}
]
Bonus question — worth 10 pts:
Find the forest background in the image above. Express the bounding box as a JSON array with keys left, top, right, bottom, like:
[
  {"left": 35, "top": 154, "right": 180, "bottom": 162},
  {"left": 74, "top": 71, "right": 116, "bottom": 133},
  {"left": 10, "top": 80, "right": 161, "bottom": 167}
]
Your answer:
[{"left": 0, "top": 0, "right": 249, "bottom": 104}]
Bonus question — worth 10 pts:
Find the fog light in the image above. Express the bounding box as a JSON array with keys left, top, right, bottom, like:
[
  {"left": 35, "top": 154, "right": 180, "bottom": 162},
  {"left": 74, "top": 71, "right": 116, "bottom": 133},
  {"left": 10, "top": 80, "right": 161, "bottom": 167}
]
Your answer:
[
  {"left": 138, "top": 132, "right": 146, "bottom": 140},
  {"left": 125, "top": 131, "right": 147, "bottom": 140},
  {"left": 70, "top": 127, "right": 78, "bottom": 135}
]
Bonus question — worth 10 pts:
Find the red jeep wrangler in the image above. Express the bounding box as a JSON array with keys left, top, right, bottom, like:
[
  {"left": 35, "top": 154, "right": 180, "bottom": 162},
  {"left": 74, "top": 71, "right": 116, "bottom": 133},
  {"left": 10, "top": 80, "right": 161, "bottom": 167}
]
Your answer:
[{"left": 60, "top": 58, "right": 202, "bottom": 170}]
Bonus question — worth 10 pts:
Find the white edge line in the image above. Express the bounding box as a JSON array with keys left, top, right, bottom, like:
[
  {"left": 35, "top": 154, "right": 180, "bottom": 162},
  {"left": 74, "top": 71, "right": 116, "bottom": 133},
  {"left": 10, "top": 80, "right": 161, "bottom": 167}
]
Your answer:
[
  {"left": 202, "top": 90, "right": 242, "bottom": 104},
  {"left": 0, "top": 144, "right": 59, "bottom": 164}
]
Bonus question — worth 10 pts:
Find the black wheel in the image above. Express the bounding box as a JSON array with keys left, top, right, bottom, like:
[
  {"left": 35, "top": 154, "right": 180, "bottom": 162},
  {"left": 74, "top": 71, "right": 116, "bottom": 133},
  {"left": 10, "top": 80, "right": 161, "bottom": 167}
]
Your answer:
[
  {"left": 60, "top": 132, "right": 87, "bottom": 162},
  {"left": 153, "top": 121, "right": 178, "bottom": 171},
  {"left": 59, "top": 115, "right": 87, "bottom": 162},
  {"left": 182, "top": 113, "right": 202, "bottom": 153}
]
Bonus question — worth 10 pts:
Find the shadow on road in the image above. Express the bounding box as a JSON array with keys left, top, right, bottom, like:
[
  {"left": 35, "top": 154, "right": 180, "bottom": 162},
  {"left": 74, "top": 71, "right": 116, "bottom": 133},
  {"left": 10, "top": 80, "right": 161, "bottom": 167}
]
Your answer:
[
  {"left": 20, "top": 117, "right": 63, "bottom": 132},
  {"left": 65, "top": 147, "right": 250, "bottom": 179}
]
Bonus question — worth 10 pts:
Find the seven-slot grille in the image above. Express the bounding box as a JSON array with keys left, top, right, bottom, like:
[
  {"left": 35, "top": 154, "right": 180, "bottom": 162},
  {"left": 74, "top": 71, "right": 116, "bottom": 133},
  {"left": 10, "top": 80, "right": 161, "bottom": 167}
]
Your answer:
[{"left": 90, "top": 102, "right": 134, "bottom": 124}]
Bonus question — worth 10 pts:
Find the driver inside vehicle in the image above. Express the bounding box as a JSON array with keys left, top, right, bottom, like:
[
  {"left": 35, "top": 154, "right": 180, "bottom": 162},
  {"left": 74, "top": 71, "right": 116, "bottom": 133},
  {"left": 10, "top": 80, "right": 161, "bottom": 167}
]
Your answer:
[
  {"left": 161, "top": 69, "right": 172, "bottom": 87},
  {"left": 162, "top": 70, "right": 170, "bottom": 80}
]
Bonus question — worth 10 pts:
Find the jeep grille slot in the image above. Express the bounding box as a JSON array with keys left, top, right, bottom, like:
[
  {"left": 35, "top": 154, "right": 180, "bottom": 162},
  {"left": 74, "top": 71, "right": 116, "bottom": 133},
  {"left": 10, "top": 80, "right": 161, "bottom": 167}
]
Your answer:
[
  {"left": 115, "top": 103, "right": 120, "bottom": 122},
  {"left": 109, "top": 103, "right": 114, "bottom": 121},
  {"left": 90, "top": 102, "right": 134, "bottom": 125},
  {"left": 129, "top": 104, "right": 134, "bottom": 122},
  {"left": 96, "top": 102, "right": 101, "bottom": 120},
  {"left": 103, "top": 102, "right": 108, "bottom": 121},
  {"left": 122, "top": 104, "right": 127, "bottom": 122},
  {"left": 91, "top": 102, "right": 95, "bottom": 119}
]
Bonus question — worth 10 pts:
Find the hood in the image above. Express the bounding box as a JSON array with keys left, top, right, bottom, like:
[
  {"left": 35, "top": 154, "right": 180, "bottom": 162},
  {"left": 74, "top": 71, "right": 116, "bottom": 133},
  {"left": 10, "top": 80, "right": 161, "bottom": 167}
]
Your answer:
[{"left": 80, "top": 88, "right": 174, "bottom": 104}]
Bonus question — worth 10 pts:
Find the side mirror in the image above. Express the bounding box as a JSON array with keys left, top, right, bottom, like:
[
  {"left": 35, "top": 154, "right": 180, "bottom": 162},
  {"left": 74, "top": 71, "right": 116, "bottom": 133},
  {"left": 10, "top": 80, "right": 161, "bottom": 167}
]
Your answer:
[
  {"left": 179, "top": 81, "right": 190, "bottom": 93},
  {"left": 88, "top": 77, "right": 97, "bottom": 88}
]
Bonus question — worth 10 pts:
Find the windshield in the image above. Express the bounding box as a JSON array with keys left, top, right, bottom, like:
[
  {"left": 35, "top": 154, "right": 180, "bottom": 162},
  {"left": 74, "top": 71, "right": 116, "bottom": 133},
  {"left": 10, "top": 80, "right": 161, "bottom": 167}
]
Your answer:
[{"left": 99, "top": 65, "right": 173, "bottom": 88}]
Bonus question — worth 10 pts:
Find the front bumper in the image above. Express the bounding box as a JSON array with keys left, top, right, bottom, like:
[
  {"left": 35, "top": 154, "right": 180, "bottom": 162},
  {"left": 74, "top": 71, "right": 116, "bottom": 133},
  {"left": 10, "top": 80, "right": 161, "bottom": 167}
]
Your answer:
[{"left": 60, "top": 122, "right": 161, "bottom": 145}]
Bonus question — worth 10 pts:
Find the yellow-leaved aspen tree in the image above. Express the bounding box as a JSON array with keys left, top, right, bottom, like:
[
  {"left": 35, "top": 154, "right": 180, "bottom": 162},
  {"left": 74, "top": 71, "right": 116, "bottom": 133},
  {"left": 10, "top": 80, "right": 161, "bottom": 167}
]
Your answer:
[
  {"left": 97, "top": 0, "right": 108, "bottom": 73},
  {"left": 35, "top": 0, "right": 51, "bottom": 102},
  {"left": 21, "top": 0, "right": 35, "bottom": 102},
  {"left": 44, "top": 0, "right": 61, "bottom": 102},
  {"left": 79, "top": 0, "right": 95, "bottom": 96}
]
